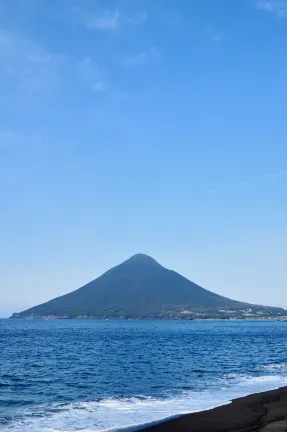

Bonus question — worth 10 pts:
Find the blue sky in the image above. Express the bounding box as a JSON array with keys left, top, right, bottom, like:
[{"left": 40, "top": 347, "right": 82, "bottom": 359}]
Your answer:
[{"left": 1, "top": 0, "right": 287, "bottom": 317}]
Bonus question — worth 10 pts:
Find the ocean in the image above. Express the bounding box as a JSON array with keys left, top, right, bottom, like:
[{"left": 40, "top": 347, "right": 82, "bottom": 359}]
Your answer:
[{"left": 1, "top": 319, "right": 287, "bottom": 432}]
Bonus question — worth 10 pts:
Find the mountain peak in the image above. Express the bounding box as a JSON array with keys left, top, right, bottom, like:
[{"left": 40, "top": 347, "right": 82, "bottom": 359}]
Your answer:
[
  {"left": 11, "top": 254, "right": 287, "bottom": 320},
  {"left": 123, "top": 254, "right": 163, "bottom": 269},
  {"left": 126, "top": 254, "right": 158, "bottom": 264}
]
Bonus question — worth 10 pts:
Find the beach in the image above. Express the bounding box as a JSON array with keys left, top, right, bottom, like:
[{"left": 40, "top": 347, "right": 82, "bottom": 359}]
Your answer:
[{"left": 140, "top": 387, "right": 287, "bottom": 432}]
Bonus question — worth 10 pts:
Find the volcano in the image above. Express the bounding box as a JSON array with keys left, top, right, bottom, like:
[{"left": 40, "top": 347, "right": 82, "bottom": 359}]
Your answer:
[{"left": 11, "top": 254, "right": 285, "bottom": 319}]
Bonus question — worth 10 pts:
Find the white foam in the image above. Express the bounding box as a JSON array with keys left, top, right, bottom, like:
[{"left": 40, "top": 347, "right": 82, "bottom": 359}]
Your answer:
[
  {"left": 262, "top": 363, "right": 287, "bottom": 371},
  {"left": 2, "top": 374, "right": 287, "bottom": 432}
]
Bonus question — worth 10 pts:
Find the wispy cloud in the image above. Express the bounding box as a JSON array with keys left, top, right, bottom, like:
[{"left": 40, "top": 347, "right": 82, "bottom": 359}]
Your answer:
[
  {"left": 125, "top": 52, "right": 147, "bottom": 66},
  {"left": 0, "top": 129, "right": 23, "bottom": 141},
  {"left": 210, "top": 169, "right": 287, "bottom": 194},
  {"left": 0, "top": 29, "right": 109, "bottom": 94},
  {"left": 256, "top": 1, "right": 287, "bottom": 17},
  {"left": 78, "top": 57, "right": 107, "bottom": 91},
  {"left": 0, "top": 29, "right": 65, "bottom": 91},
  {"left": 0, "top": 128, "right": 42, "bottom": 149},
  {"left": 85, "top": 9, "right": 121, "bottom": 30},
  {"left": 259, "top": 169, "right": 287, "bottom": 180},
  {"left": 73, "top": 6, "right": 148, "bottom": 31},
  {"left": 124, "top": 47, "right": 159, "bottom": 67},
  {"left": 240, "top": 169, "right": 287, "bottom": 186},
  {"left": 204, "top": 26, "right": 223, "bottom": 43},
  {"left": 92, "top": 82, "right": 107, "bottom": 92},
  {"left": 126, "top": 11, "right": 148, "bottom": 25}
]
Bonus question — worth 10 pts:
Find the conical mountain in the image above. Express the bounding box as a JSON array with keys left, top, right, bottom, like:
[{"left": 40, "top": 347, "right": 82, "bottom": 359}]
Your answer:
[{"left": 11, "top": 254, "right": 286, "bottom": 319}]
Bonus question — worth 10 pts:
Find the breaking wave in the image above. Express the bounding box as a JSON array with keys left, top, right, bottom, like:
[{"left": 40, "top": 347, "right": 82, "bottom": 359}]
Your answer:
[{"left": 2, "top": 372, "right": 287, "bottom": 432}]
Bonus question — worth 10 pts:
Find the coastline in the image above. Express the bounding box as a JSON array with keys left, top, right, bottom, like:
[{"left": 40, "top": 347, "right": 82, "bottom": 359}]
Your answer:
[
  {"left": 8, "top": 316, "right": 287, "bottom": 321},
  {"left": 136, "top": 386, "right": 287, "bottom": 432}
]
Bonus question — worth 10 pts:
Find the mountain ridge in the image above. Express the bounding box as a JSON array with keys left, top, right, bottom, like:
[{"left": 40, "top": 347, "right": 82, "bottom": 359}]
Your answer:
[{"left": 11, "top": 254, "right": 287, "bottom": 320}]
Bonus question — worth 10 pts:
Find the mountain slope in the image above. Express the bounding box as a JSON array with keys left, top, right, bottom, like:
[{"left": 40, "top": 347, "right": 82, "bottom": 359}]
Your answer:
[{"left": 11, "top": 254, "right": 286, "bottom": 319}]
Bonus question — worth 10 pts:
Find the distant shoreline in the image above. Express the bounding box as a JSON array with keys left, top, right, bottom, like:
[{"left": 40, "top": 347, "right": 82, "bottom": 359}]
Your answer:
[
  {"left": 8, "top": 316, "right": 287, "bottom": 321},
  {"left": 137, "top": 386, "right": 287, "bottom": 432}
]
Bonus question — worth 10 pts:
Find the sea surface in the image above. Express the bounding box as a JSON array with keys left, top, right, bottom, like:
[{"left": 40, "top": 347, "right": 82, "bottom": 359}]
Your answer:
[{"left": 1, "top": 319, "right": 287, "bottom": 432}]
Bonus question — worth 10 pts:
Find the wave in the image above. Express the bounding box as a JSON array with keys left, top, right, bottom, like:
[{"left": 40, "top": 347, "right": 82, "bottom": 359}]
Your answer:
[
  {"left": 262, "top": 362, "right": 287, "bottom": 371},
  {"left": 2, "top": 373, "right": 287, "bottom": 432}
]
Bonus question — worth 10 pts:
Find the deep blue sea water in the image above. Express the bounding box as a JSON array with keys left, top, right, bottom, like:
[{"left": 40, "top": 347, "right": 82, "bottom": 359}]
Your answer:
[{"left": 1, "top": 319, "right": 287, "bottom": 431}]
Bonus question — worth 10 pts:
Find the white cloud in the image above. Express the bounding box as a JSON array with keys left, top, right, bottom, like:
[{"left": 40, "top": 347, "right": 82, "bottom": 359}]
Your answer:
[
  {"left": 0, "top": 29, "right": 64, "bottom": 90},
  {"left": 125, "top": 52, "right": 147, "bottom": 66},
  {"left": 264, "top": 170, "right": 287, "bottom": 179},
  {"left": 240, "top": 169, "right": 287, "bottom": 186},
  {"left": 124, "top": 47, "right": 159, "bottom": 67},
  {"left": 0, "top": 129, "right": 23, "bottom": 141},
  {"left": 256, "top": 0, "right": 287, "bottom": 17},
  {"left": 126, "top": 11, "right": 148, "bottom": 25},
  {"left": 205, "top": 26, "right": 223, "bottom": 43},
  {"left": 0, "top": 128, "right": 42, "bottom": 149},
  {"left": 73, "top": 6, "right": 147, "bottom": 31},
  {"left": 0, "top": 30, "right": 107, "bottom": 94},
  {"left": 78, "top": 57, "right": 107, "bottom": 91},
  {"left": 92, "top": 82, "right": 107, "bottom": 92},
  {"left": 85, "top": 9, "right": 121, "bottom": 30}
]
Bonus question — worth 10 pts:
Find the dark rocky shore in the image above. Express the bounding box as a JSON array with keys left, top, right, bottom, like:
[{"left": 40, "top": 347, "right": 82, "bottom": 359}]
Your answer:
[{"left": 140, "top": 387, "right": 287, "bottom": 432}]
